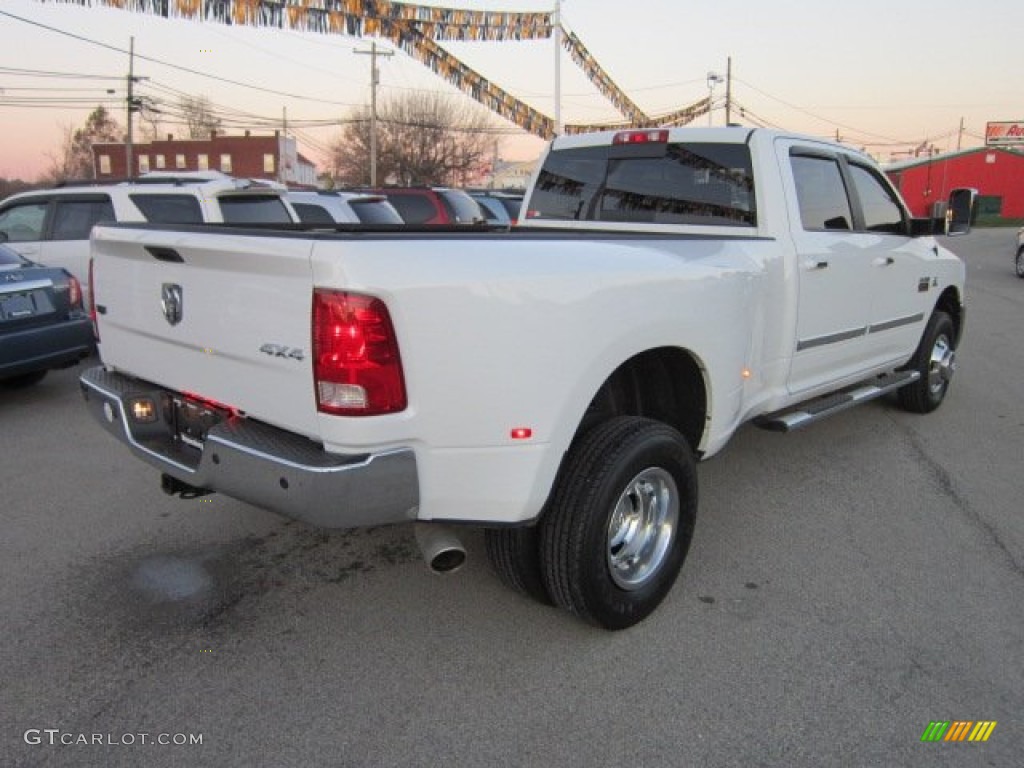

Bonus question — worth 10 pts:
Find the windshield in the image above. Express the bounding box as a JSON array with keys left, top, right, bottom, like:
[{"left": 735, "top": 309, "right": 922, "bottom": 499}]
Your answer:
[{"left": 529, "top": 142, "right": 756, "bottom": 227}]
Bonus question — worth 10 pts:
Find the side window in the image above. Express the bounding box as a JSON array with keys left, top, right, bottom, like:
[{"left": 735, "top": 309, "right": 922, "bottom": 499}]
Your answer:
[
  {"left": 130, "top": 194, "right": 204, "bottom": 224},
  {"left": 790, "top": 155, "right": 853, "bottom": 231},
  {"left": 0, "top": 200, "right": 48, "bottom": 242},
  {"left": 384, "top": 194, "right": 438, "bottom": 224},
  {"left": 848, "top": 164, "right": 905, "bottom": 234},
  {"left": 49, "top": 198, "right": 115, "bottom": 240},
  {"left": 219, "top": 195, "right": 293, "bottom": 224},
  {"left": 292, "top": 202, "right": 337, "bottom": 225}
]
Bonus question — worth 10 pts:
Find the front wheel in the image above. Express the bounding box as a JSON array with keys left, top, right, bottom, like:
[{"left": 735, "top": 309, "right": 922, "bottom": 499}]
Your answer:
[
  {"left": 1015, "top": 247, "right": 1024, "bottom": 278},
  {"left": 539, "top": 417, "right": 697, "bottom": 630},
  {"left": 898, "top": 311, "right": 956, "bottom": 414}
]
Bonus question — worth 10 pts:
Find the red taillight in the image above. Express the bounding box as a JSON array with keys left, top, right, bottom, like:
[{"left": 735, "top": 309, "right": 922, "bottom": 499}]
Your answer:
[
  {"left": 67, "top": 275, "right": 82, "bottom": 309},
  {"left": 312, "top": 289, "right": 406, "bottom": 416},
  {"left": 612, "top": 129, "right": 669, "bottom": 145},
  {"left": 88, "top": 257, "right": 99, "bottom": 341}
]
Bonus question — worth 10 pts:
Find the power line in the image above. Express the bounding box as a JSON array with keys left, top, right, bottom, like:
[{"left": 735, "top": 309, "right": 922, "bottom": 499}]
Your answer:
[
  {"left": 0, "top": 9, "right": 361, "bottom": 107},
  {"left": 0, "top": 65, "right": 122, "bottom": 80}
]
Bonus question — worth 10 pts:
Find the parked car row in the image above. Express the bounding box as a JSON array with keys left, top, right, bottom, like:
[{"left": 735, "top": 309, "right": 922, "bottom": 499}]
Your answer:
[
  {"left": 281, "top": 188, "right": 524, "bottom": 227},
  {"left": 0, "top": 173, "right": 525, "bottom": 386},
  {"left": 0, "top": 175, "right": 526, "bottom": 291}
]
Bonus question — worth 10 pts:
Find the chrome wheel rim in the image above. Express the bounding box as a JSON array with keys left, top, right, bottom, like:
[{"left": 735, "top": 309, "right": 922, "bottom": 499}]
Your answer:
[
  {"left": 606, "top": 467, "right": 678, "bottom": 591},
  {"left": 928, "top": 335, "right": 955, "bottom": 396},
  {"left": 1016, "top": 250, "right": 1024, "bottom": 277}
]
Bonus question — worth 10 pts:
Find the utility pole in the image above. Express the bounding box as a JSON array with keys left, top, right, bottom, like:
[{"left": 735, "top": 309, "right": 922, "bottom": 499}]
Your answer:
[
  {"left": 126, "top": 36, "right": 134, "bottom": 177},
  {"left": 553, "top": 0, "right": 562, "bottom": 135},
  {"left": 725, "top": 57, "right": 732, "bottom": 126},
  {"left": 280, "top": 107, "right": 288, "bottom": 184},
  {"left": 355, "top": 41, "right": 393, "bottom": 186},
  {"left": 957, "top": 116, "right": 965, "bottom": 152}
]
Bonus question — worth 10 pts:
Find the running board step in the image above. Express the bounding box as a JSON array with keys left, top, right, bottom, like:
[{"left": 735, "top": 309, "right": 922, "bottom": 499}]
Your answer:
[{"left": 755, "top": 371, "right": 921, "bottom": 432}]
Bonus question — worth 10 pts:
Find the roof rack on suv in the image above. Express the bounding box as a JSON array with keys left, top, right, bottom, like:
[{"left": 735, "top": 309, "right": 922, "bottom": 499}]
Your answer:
[
  {"left": 52, "top": 171, "right": 287, "bottom": 190},
  {"left": 54, "top": 175, "right": 218, "bottom": 188}
]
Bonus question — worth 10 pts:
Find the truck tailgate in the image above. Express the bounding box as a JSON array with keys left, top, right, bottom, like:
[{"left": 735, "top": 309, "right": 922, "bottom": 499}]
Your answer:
[{"left": 91, "top": 225, "right": 321, "bottom": 440}]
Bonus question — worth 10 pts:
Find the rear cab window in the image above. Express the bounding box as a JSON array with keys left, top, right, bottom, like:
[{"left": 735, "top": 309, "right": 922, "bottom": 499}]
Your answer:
[{"left": 528, "top": 141, "right": 756, "bottom": 227}]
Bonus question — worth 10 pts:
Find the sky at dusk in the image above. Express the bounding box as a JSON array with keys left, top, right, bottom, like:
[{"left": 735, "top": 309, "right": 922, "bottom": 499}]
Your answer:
[{"left": 1, "top": 0, "right": 1021, "bottom": 181}]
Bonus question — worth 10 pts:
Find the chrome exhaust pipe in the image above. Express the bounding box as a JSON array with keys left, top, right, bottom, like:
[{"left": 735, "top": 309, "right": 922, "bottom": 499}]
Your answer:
[{"left": 414, "top": 523, "right": 466, "bottom": 574}]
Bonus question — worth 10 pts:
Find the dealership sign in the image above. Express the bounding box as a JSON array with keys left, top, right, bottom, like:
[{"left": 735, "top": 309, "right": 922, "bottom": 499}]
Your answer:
[{"left": 986, "top": 122, "right": 1024, "bottom": 146}]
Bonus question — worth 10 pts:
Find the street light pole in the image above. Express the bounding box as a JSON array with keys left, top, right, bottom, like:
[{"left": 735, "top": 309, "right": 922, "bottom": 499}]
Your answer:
[
  {"left": 553, "top": 0, "right": 562, "bottom": 135},
  {"left": 706, "top": 71, "right": 724, "bottom": 127}
]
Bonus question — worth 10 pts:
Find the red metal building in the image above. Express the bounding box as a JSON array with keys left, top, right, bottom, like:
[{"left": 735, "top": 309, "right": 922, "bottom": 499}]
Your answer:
[{"left": 885, "top": 147, "right": 1024, "bottom": 220}]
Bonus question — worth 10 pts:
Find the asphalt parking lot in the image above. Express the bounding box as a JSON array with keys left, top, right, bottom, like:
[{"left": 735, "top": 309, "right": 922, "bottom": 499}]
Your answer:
[{"left": 2, "top": 228, "right": 1021, "bottom": 767}]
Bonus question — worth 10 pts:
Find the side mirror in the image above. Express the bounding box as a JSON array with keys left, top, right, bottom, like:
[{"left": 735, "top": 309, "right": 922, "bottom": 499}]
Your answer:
[{"left": 947, "top": 188, "right": 977, "bottom": 236}]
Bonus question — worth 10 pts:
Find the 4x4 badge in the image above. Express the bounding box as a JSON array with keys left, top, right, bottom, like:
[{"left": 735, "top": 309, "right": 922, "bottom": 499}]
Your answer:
[{"left": 161, "top": 283, "right": 183, "bottom": 325}]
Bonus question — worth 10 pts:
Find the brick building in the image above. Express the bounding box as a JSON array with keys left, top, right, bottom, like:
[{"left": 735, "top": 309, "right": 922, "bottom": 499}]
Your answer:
[{"left": 91, "top": 131, "right": 318, "bottom": 186}]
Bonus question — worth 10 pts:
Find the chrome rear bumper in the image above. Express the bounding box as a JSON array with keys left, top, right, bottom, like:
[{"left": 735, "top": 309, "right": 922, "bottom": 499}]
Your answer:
[{"left": 79, "top": 366, "right": 419, "bottom": 528}]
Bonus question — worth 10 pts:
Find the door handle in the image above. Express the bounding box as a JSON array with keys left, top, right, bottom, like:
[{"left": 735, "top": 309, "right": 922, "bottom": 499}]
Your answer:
[
  {"left": 872, "top": 256, "right": 896, "bottom": 267},
  {"left": 803, "top": 259, "right": 829, "bottom": 270}
]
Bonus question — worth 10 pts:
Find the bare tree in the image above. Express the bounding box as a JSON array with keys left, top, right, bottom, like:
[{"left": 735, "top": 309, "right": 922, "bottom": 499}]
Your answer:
[
  {"left": 179, "top": 95, "right": 223, "bottom": 139},
  {"left": 137, "top": 99, "right": 163, "bottom": 142},
  {"left": 329, "top": 92, "right": 496, "bottom": 186},
  {"left": 43, "top": 106, "right": 122, "bottom": 182}
]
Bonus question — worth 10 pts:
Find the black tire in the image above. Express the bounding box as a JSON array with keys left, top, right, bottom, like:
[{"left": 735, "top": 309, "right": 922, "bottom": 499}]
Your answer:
[
  {"left": 898, "top": 311, "right": 956, "bottom": 414},
  {"left": 1015, "top": 247, "right": 1024, "bottom": 278},
  {"left": 539, "top": 417, "right": 697, "bottom": 630},
  {"left": 1, "top": 370, "right": 47, "bottom": 388},
  {"left": 485, "top": 527, "right": 552, "bottom": 605}
]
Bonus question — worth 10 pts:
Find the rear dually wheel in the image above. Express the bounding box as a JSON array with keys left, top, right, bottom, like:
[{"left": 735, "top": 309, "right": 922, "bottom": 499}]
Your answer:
[{"left": 539, "top": 417, "right": 697, "bottom": 630}]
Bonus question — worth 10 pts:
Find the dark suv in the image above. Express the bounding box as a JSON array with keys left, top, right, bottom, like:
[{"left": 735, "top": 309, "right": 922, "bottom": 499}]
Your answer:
[{"left": 363, "top": 187, "right": 486, "bottom": 225}]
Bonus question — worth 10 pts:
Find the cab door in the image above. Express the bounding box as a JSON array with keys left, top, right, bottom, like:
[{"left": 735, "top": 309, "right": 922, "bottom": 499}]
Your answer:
[
  {"left": 782, "top": 144, "right": 874, "bottom": 394},
  {"left": 843, "top": 161, "right": 932, "bottom": 366}
]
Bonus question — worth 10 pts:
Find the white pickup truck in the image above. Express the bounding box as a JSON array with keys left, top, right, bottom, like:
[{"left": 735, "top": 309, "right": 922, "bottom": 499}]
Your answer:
[{"left": 80, "top": 127, "right": 966, "bottom": 629}]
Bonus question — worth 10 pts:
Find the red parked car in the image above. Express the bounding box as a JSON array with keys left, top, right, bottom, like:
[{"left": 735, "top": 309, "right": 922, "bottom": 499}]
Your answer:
[{"left": 363, "top": 187, "right": 486, "bottom": 225}]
